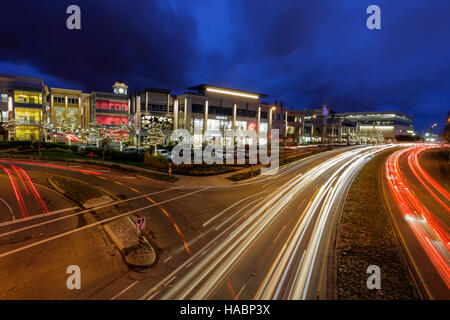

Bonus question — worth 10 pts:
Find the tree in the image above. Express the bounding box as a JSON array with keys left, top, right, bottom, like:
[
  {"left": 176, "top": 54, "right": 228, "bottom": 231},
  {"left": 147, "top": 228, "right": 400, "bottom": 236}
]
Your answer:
[
  {"left": 2, "top": 119, "right": 17, "bottom": 140},
  {"left": 110, "top": 123, "right": 130, "bottom": 151},
  {"left": 88, "top": 122, "right": 108, "bottom": 146}
]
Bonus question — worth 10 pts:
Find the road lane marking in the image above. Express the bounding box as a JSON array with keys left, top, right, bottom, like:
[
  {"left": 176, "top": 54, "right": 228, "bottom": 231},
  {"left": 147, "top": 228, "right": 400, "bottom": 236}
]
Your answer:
[
  {"left": 110, "top": 280, "right": 139, "bottom": 300},
  {"left": 0, "top": 187, "right": 209, "bottom": 259},
  {"left": 0, "top": 206, "right": 78, "bottom": 228},
  {"left": 235, "top": 282, "right": 247, "bottom": 300},
  {"left": 0, "top": 198, "right": 15, "bottom": 222},
  {"left": 0, "top": 187, "right": 183, "bottom": 237},
  {"left": 202, "top": 190, "right": 267, "bottom": 227},
  {"left": 272, "top": 225, "right": 287, "bottom": 245}
]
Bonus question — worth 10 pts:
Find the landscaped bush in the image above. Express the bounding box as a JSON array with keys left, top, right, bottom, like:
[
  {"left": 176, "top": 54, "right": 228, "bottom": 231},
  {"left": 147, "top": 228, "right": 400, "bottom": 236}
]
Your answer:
[
  {"left": 0, "top": 140, "right": 32, "bottom": 149},
  {"left": 32, "top": 141, "right": 78, "bottom": 152},
  {"left": 144, "top": 152, "right": 168, "bottom": 169},
  {"left": 79, "top": 147, "right": 144, "bottom": 162}
]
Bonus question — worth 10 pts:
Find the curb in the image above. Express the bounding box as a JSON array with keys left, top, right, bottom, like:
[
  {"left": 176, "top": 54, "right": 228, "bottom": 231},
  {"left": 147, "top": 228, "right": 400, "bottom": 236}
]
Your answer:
[{"left": 104, "top": 216, "right": 156, "bottom": 268}]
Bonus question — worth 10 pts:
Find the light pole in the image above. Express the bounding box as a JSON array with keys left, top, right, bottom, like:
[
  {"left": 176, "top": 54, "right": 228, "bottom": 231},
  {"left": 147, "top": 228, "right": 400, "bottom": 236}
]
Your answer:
[{"left": 269, "top": 105, "right": 276, "bottom": 144}]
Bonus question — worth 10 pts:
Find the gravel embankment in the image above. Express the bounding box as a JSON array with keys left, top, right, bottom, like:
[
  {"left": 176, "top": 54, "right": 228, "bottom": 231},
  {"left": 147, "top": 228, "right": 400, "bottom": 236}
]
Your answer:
[{"left": 335, "top": 150, "right": 420, "bottom": 300}]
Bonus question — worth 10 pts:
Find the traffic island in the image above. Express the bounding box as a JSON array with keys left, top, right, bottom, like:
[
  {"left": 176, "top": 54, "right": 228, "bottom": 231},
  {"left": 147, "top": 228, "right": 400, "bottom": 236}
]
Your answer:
[
  {"left": 104, "top": 217, "right": 156, "bottom": 268},
  {"left": 334, "top": 150, "right": 420, "bottom": 300},
  {"left": 49, "top": 175, "right": 155, "bottom": 268}
]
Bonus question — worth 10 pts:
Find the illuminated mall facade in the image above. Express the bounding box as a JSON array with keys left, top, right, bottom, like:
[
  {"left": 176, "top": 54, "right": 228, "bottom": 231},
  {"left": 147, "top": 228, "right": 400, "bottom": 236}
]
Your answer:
[{"left": 0, "top": 73, "right": 415, "bottom": 144}]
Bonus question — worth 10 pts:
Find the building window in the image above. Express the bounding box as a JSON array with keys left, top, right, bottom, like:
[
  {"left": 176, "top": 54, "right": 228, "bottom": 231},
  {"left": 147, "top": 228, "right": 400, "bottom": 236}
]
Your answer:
[
  {"left": 15, "top": 91, "right": 42, "bottom": 105},
  {"left": 15, "top": 108, "right": 42, "bottom": 125},
  {"left": 192, "top": 104, "right": 203, "bottom": 114}
]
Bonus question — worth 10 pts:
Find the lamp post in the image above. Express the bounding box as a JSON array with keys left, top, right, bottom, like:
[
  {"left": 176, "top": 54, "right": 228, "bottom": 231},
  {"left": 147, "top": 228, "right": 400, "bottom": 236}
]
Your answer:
[{"left": 268, "top": 106, "right": 276, "bottom": 148}]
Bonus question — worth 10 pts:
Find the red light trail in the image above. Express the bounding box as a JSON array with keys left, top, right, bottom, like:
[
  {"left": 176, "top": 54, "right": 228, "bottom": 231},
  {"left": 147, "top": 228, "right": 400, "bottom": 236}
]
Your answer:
[{"left": 385, "top": 145, "right": 449, "bottom": 289}]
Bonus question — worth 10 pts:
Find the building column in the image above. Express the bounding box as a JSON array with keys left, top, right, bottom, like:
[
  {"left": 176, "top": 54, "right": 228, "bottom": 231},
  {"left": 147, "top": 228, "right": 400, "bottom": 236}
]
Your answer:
[
  {"left": 167, "top": 94, "right": 170, "bottom": 116},
  {"left": 174, "top": 99, "right": 179, "bottom": 131},
  {"left": 65, "top": 96, "right": 68, "bottom": 115},
  {"left": 184, "top": 98, "right": 188, "bottom": 129},
  {"left": 86, "top": 97, "right": 90, "bottom": 128},
  {"left": 232, "top": 103, "right": 237, "bottom": 130},
  {"left": 269, "top": 108, "right": 273, "bottom": 135},
  {"left": 257, "top": 106, "right": 261, "bottom": 137},
  {"left": 203, "top": 100, "right": 208, "bottom": 135},
  {"left": 145, "top": 91, "right": 149, "bottom": 113},
  {"left": 136, "top": 96, "right": 141, "bottom": 131},
  {"left": 50, "top": 94, "right": 54, "bottom": 124},
  {"left": 285, "top": 111, "right": 288, "bottom": 138},
  {"left": 78, "top": 97, "right": 82, "bottom": 127},
  {"left": 301, "top": 116, "right": 305, "bottom": 144}
]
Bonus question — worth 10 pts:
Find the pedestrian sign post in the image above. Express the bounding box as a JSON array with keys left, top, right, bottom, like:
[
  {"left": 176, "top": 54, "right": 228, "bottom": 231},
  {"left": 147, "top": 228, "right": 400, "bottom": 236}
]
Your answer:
[
  {"left": 136, "top": 217, "right": 146, "bottom": 248},
  {"left": 138, "top": 233, "right": 145, "bottom": 248}
]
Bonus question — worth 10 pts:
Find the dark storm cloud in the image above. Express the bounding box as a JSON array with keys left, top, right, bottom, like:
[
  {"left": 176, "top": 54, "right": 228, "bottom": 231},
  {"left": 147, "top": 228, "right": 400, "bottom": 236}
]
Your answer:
[
  {"left": 0, "top": 0, "right": 198, "bottom": 92},
  {"left": 0, "top": 0, "right": 448, "bottom": 131},
  {"left": 227, "top": 0, "right": 450, "bottom": 130}
]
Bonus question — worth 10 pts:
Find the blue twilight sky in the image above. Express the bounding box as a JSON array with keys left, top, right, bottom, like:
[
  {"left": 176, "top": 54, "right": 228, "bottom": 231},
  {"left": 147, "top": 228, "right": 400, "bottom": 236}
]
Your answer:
[{"left": 0, "top": 0, "right": 449, "bottom": 132}]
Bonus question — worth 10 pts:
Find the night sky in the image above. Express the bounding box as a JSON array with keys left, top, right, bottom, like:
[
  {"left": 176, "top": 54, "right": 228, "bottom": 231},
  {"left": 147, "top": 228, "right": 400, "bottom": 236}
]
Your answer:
[{"left": 1, "top": 0, "right": 449, "bottom": 132}]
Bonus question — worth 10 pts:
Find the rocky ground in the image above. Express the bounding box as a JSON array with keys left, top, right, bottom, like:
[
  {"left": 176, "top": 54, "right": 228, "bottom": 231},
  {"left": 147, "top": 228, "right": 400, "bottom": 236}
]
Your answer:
[{"left": 335, "top": 150, "right": 420, "bottom": 300}]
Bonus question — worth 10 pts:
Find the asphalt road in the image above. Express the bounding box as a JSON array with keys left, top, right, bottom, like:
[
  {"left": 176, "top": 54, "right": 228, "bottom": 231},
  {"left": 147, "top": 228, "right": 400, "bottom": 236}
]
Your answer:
[
  {"left": 0, "top": 145, "right": 398, "bottom": 299},
  {"left": 383, "top": 145, "right": 449, "bottom": 299}
]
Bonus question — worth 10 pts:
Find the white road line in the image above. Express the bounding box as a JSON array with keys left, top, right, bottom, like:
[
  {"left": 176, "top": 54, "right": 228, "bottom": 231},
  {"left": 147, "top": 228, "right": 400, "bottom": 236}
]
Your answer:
[
  {"left": 110, "top": 280, "right": 139, "bottom": 300},
  {"left": 0, "top": 206, "right": 78, "bottom": 228},
  {"left": 0, "top": 187, "right": 183, "bottom": 237},
  {"left": 0, "top": 187, "right": 209, "bottom": 259},
  {"left": 235, "top": 282, "right": 247, "bottom": 300},
  {"left": 272, "top": 225, "right": 287, "bottom": 245},
  {"left": 202, "top": 190, "right": 266, "bottom": 227},
  {"left": 0, "top": 198, "right": 15, "bottom": 222},
  {"left": 165, "top": 276, "right": 176, "bottom": 286}
]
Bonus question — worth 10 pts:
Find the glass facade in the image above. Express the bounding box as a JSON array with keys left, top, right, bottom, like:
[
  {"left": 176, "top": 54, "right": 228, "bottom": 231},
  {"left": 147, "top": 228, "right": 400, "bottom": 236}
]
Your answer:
[
  {"left": 16, "top": 126, "right": 39, "bottom": 140},
  {"left": 15, "top": 107, "right": 42, "bottom": 125},
  {"left": 14, "top": 91, "right": 42, "bottom": 104}
]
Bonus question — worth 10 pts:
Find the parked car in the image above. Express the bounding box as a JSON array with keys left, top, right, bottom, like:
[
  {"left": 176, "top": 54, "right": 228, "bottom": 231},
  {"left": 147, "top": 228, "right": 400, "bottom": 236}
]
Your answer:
[
  {"left": 155, "top": 149, "right": 171, "bottom": 158},
  {"left": 79, "top": 143, "right": 96, "bottom": 151},
  {"left": 124, "top": 146, "right": 139, "bottom": 153}
]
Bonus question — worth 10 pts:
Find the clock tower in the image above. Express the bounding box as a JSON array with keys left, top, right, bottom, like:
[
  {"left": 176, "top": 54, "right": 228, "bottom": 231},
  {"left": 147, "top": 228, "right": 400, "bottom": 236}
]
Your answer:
[{"left": 113, "top": 81, "right": 128, "bottom": 95}]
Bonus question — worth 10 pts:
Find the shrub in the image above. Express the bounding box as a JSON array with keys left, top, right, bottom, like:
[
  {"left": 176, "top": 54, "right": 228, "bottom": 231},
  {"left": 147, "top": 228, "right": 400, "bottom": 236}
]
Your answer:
[
  {"left": 32, "top": 141, "right": 78, "bottom": 152},
  {"left": 0, "top": 140, "right": 32, "bottom": 149},
  {"left": 144, "top": 152, "right": 168, "bottom": 169}
]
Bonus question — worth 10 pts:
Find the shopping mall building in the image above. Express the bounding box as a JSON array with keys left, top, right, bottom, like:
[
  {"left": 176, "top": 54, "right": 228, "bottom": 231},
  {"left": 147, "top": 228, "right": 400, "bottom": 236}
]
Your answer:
[
  {"left": 130, "top": 84, "right": 272, "bottom": 146},
  {"left": 334, "top": 111, "right": 415, "bottom": 141},
  {"left": 0, "top": 73, "right": 415, "bottom": 145},
  {"left": 0, "top": 73, "right": 45, "bottom": 140}
]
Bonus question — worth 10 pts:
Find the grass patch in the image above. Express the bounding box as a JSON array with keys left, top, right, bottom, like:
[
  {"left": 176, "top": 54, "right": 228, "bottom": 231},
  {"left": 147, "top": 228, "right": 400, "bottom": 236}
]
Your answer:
[
  {"left": 335, "top": 150, "right": 419, "bottom": 300},
  {"left": 50, "top": 175, "right": 104, "bottom": 204}
]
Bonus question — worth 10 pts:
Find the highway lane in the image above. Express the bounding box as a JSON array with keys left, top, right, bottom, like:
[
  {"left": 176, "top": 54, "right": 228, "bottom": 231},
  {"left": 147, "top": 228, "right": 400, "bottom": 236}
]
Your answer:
[
  {"left": 383, "top": 145, "right": 449, "bottom": 299},
  {"left": 137, "top": 145, "right": 395, "bottom": 300},
  {"left": 0, "top": 148, "right": 350, "bottom": 299},
  {"left": 0, "top": 145, "right": 396, "bottom": 299}
]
